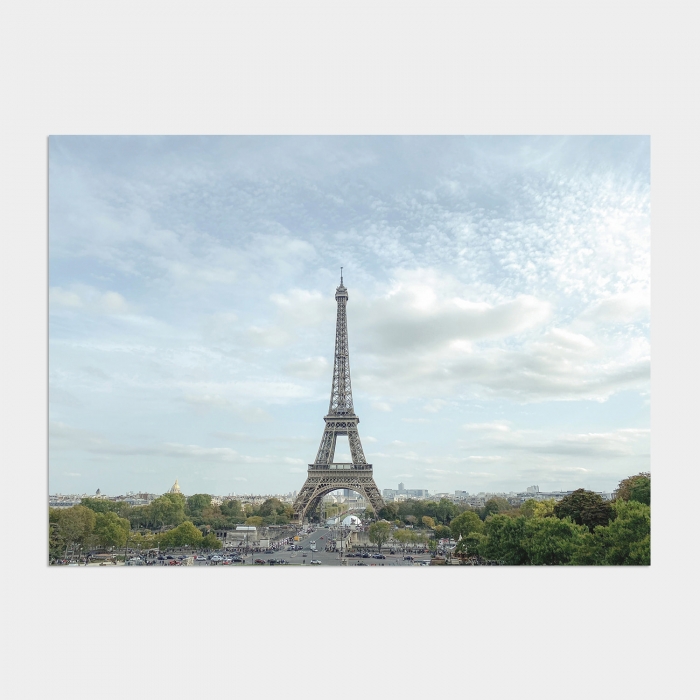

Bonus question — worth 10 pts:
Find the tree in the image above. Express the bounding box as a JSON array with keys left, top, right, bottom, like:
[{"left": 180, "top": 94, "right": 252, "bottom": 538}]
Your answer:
[
  {"left": 393, "top": 529, "right": 412, "bottom": 551},
  {"left": 151, "top": 493, "right": 186, "bottom": 528},
  {"left": 94, "top": 511, "right": 131, "bottom": 548},
  {"left": 186, "top": 494, "right": 212, "bottom": 517},
  {"left": 201, "top": 532, "right": 222, "bottom": 550},
  {"left": 363, "top": 507, "right": 376, "bottom": 521},
  {"left": 220, "top": 499, "right": 242, "bottom": 519},
  {"left": 160, "top": 521, "right": 203, "bottom": 548},
  {"left": 480, "top": 497, "right": 511, "bottom": 521},
  {"left": 259, "top": 498, "right": 285, "bottom": 517},
  {"left": 54, "top": 505, "right": 96, "bottom": 552},
  {"left": 520, "top": 499, "right": 556, "bottom": 519},
  {"left": 522, "top": 516, "right": 588, "bottom": 565},
  {"left": 368, "top": 521, "right": 391, "bottom": 552},
  {"left": 480, "top": 515, "right": 529, "bottom": 564},
  {"left": 80, "top": 497, "right": 121, "bottom": 514},
  {"left": 436, "top": 498, "right": 458, "bottom": 524},
  {"left": 379, "top": 503, "right": 399, "bottom": 521},
  {"left": 450, "top": 510, "right": 484, "bottom": 554},
  {"left": 615, "top": 472, "right": 651, "bottom": 506},
  {"left": 421, "top": 516, "right": 436, "bottom": 529},
  {"left": 245, "top": 516, "right": 264, "bottom": 528},
  {"left": 433, "top": 524, "right": 452, "bottom": 540},
  {"left": 596, "top": 500, "right": 650, "bottom": 565},
  {"left": 554, "top": 489, "right": 614, "bottom": 531}
]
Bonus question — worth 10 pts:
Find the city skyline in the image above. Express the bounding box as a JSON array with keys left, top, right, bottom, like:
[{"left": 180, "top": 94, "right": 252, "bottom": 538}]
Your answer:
[{"left": 49, "top": 136, "right": 650, "bottom": 496}]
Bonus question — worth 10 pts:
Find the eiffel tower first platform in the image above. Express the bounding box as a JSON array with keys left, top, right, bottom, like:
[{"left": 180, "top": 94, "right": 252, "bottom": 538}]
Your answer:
[{"left": 292, "top": 272, "right": 384, "bottom": 523}]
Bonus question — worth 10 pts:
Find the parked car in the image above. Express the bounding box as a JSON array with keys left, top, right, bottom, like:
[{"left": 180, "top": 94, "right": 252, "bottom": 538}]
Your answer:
[
  {"left": 403, "top": 555, "right": 414, "bottom": 561},
  {"left": 254, "top": 558, "right": 266, "bottom": 565},
  {"left": 195, "top": 555, "right": 206, "bottom": 561},
  {"left": 310, "top": 560, "right": 322, "bottom": 565},
  {"left": 373, "top": 554, "right": 386, "bottom": 559}
]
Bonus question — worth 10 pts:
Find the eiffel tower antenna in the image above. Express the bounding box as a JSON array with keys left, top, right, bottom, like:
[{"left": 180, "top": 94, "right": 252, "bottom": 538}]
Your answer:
[{"left": 292, "top": 275, "right": 384, "bottom": 523}]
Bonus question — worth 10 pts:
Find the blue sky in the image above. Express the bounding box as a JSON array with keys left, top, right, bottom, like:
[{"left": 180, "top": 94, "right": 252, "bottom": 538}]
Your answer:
[{"left": 48, "top": 136, "right": 650, "bottom": 496}]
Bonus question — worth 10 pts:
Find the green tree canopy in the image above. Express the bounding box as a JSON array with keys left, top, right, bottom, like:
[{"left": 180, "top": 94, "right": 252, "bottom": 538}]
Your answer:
[
  {"left": 451, "top": 510, "right": 484, "bottom": 540},
  {"left": 421, "top": 516, "right": 436, "bottom": 529},
  {"left": 220, "top": 499, "right": 242, "bottom": 519},
  {"left": 368, "top": 521, "right": 392, "bottom": 552},
  {"left": 80, "top": 497, "right": 122, "bottom": 514},
  {"left": 615, "top": 472, "right": 651, "bottom": 506},
  {"left": 436, "top": 498, "right": 458, "bottom": 524},
  {"left": 245, "top": 516, "right": 264, "bottom": 527},
  {"left": 379, "top": 502, "right": 399, "bottom": 521},
  {"left": 597, "top": 500, "right": 650, "bottom": 565},
  {"left": 94, "top": 511, "right": 131, "bottom": 548},
  {"left": 160, "top": 521, "right": 203, "bottom": 548},
  {"left": 553, "top": 489, "right": 614, "bottom": 531},
  {"left": 520, "top": 499, "right": 556, "bottom": 518},
  {"left": 151, "top": 493, "right": 186, "bottom": 528},
  {"left": 186, "top": 494, "right": 212, "bottom": 517},
  {"left": 433, "top": 524, "right": 452, "bottom": 540},
  {"left": 480, "top": 497, "right": 511, "bottom": 521},
  {"left": 522, "top": 516, "right": 588, "bottom": 565},
  {"left": 259, "top": 498, "right": 285, "bottom": 517},
  {"left": 54, "top": 505, "right": 97, "bottom": 548},
  {"left": 201, "top": 532, "right": 222, "bottom": 550},
  {"left": 480, "top": 514, "right": 529, "bottom": 564}
]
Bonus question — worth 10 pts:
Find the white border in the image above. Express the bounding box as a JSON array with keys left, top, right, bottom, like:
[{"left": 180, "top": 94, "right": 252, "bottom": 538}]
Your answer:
[{"left": 2, "top": 2, "right": 693, "bottom": 696}]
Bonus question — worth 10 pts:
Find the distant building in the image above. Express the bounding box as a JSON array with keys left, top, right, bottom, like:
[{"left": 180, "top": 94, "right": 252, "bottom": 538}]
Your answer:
[{"left": 169, "top": 479, "right": 182, "bottom": 494}]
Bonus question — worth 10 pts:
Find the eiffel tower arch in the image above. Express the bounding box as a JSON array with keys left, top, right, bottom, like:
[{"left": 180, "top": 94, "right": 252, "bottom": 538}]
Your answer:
[{"left": 293, "top": 272, "right": 384, "bottom": 523}]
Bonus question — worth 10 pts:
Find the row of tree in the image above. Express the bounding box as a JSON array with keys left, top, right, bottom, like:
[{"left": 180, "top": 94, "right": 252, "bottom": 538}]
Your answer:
[
  {"left": 364, "top": 473, "right": 650, "bottom": 564},
  {"left": 76, "top": 492, "right": 294, "bottom": 531},
  {"left": 446, "top": 473, "right": 650, "bottom": 564}
]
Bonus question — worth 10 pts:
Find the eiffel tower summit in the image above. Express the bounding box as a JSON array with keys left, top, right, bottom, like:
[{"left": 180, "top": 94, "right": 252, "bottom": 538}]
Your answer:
[{"left": 292, "top": 271, "right": 384, "bottom": 523}]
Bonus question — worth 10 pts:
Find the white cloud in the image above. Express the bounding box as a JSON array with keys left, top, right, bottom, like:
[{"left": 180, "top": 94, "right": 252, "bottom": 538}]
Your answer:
[
  {"left": 50, "top": 284, "right": 130, "bottom": 315},
  {"left": 283, "top": 356, "right": 329, "bottom": 380},
  {"left": 372, "top": 401, "right": 392, "bottom": 412}
]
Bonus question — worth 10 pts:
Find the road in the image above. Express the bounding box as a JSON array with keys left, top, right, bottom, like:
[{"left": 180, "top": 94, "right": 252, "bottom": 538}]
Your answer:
[
  {"left": 111, "top": 526, "right": 434, "bottom": 567},
  {"left": 210, "top": 527, "right": 428, "bottom": 566}
]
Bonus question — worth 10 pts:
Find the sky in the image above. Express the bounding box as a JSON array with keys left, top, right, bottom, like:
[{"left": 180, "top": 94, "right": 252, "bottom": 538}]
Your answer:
[{"left": 48, "top": 136, "right": 650, "bottom": 497}]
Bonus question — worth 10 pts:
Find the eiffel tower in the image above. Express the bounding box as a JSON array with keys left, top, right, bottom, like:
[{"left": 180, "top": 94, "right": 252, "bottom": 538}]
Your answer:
[{"left": 292, "top": 271, "right": 384, "bottom": 523}]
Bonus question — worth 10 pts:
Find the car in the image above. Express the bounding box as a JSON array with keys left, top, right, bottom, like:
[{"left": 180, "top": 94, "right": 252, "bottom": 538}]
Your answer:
[
  {"left": 310, "top": 560, "right": 322, "bottom": 565},
  {"left": 231, "top": 557, "right": 243, "bottom": 563},
  {"left": 211, "top": 555, "right": 222, "bottom": 562},
  {"left": 361, "top": 553, "right": 370, "bottom": 558},
  {"left": 195, "top": 555, "right": 206, "bottom": 561},
  {"left": 389, "top": 550, "right": 396, "bottom": 555},
  {"left": 419, "top": 560, "right": 430, "bottom": 566},
  {"left": 357, "top": 561, "right": 368, "bottom": 566},
  {"left": 373, "top": 554, "right": 386, "bottom": 559},
  {"left": 254, "top": 559, "right": 266, "bottom": 565},
  {"left": 302, "top": 553, "right": 308, "bottom": 557},
  {"left": 166, "top": 555, "right": 174, "bottom": 560},
  {"left": 403, "top": 555, "right": 414, "bottom": 561}
]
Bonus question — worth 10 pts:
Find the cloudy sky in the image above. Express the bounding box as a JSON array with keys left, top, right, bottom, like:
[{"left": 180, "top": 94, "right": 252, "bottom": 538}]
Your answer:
[{"left": 48, "top": 136, "right": 650, "bottom": 497}]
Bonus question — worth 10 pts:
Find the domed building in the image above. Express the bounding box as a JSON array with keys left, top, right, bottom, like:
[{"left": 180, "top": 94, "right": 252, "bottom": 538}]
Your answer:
[{"left": 169, "top": 478, "right": 181, "bottom": 494}]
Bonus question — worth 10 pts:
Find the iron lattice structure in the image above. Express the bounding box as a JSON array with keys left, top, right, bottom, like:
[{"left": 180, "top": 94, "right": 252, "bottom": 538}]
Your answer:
[{"left": 293, "top": 273, "right": 384, "bottom": 522}]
